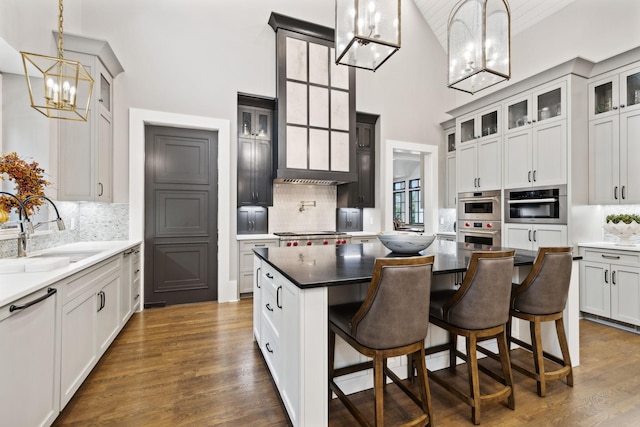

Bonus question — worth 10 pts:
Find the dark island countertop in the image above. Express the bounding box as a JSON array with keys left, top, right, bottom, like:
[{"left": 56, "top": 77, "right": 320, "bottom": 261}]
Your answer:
[{"left": 253, "top": 240, "right": 541, "bottom": 289}]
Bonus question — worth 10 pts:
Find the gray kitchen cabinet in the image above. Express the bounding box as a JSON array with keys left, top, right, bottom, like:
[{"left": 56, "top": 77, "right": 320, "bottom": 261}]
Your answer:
[
  {"left": 237, "top": 206, "right": 268, "bottom": 234},
  {"left": 60, "top": 256, "right": 122, "bottom": 408},
  {"left": 588, "top": 64, "right": 640, "bottom": 205},
  {"left": 503, "top": 80, "right": 567, "bottom": 189},
  {"left": 456, "top": 105, "right": 502, "bottom": 192},
  {"left": 56, "top": 36, "right": 123, "bottom": 202},
  {"left": 237, "top": 135, "right": 273, "bottom": 206},
  {"left": 238, "top": 238, "right": 278, "bottom": 295},
  {"left": 580, "top": 247, "right": 640, "bottom": 327},
  {"left": 338, "top": 114, "right": 377, "bottom": 208},
  {"left": 0, "top": 286, "right": 60, "bottom": 427},
  {"left": 269, "top": 13, "right": 357, "bottom": 184},
  {"left": 445, "top": 127, "right": 457, "bottom": 209},
  {"left": 239, "top": 106, "right": 272, "bottom": 142},
  {"left": 336, "top": 208, "right": 362, "bottom": 232}
]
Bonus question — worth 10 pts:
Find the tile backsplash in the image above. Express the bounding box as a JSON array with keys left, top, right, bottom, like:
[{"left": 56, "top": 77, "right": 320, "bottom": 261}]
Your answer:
[
  {"left": 0, "top": 202, "right": 128, "bottom": 258},
  {"left": 268, "top": 184, "right": 337, "bottom": 232}
]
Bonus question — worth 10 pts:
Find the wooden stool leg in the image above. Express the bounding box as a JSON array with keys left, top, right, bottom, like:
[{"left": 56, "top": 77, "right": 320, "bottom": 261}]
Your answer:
[
  {"left": 329, "top": 329, "right": 336, "bottom": 401},
  {"left": 449, "top": 331, "right": 457, "bottom": 371},
  {"left": 530, "top": 317, "right": 546, "bottom": 397},
  {"left": 555, "top": 316, "right": 574, "bottom": 387},
  {"left": 415, "top": 348, "right": 433, "bottom": 425},
  {"left": 497, "top": 328, "right": 515, "bottom": 410},
  {"left": 374, "top": 355, "right": 385, "bottom": 426},
  {"left": 466, "top": 334, "right": 481, "bottom": 425}
]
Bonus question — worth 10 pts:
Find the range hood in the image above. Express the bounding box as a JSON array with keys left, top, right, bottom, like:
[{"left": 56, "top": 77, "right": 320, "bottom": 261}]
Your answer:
[{"left": 270, "top": 12, "right": 357, "bottom": 187}]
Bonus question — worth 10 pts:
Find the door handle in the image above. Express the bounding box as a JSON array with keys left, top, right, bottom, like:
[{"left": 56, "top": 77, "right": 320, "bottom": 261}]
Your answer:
[
  {"left": 98, "top": 182, "right": 104, "bottom": 197},
  {"left": 528, "top": 230, "right": 532, "bottom": 241},
  {"left": 612, "top": 271, "right": 617, "bottom": 285},
  {"left": 622, "top": 186, "right": 626, "bottom": 200},
  {"left": 533, "top": 230, "right": 537, "bottom": 241},
  {"left": 528, "top": 171, "right": 532, "bottom": 182},
  {"left": 604, "top": 269, "right": 609, "bottom": 284},
  {"left": 533, "top": 170, "right": 537, "bottom": 182},
  {"left": 277, "top": 286, "right": 282, "bottom": 309},
  {"left": 614, "top": 186, "right": 619, "bottom": 200},
  {"left": 477, "top": 177, "right": 480, "bottom": 188}
]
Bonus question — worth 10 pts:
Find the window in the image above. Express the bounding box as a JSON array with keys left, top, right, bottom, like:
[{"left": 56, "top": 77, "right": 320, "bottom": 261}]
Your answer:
[
  {"left": 409, "top": 179, "right": 423, "bottom": 224},
  {"left": 393, "top": 181, "right": 406, "bottom": 223}
]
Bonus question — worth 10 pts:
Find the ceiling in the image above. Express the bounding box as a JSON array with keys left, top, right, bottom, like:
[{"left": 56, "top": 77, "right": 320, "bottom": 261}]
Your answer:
[{"left": 412, "top": 0, "right": 577, "bottom": 51}]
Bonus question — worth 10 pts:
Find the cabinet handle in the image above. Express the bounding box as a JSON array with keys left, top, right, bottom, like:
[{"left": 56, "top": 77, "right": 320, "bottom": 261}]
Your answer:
[
  {"left": 134, "top": 269, "right": 140, "bottom": 274},
  {"left": 477, "top": 177, "right": 480, "bottom": 188},
  {"left": 265, "top": 343, "right": 274, "bottom": 353},
  {"left": 266, "top": 272, "right": 273, "bottom": 279},
  {"left": 9, "top": 288, "right": 57, "bottom": 313},
  {"left": 620, "top": 104, "right": 626, "bottom": 108},
  {"left": 613, "top": 106, "right": 618, "bottom": 110},
  {"left": 98, "top": 182, "right": 104, "bottom": 197},
  {"left": 254, "top": 243, "right": 265, "bottom": 247},
  {"left": 528, "top": 230, "right": 532, "bottom": 242},
  {"left": 612, "top": 271, "right": 617, "bottom": 285},
  {"left": 533, "top": 170, "right": 537, "bottom": 182},
  {"left": 265, "top": 303, "right": 274, "bottom": 312},
  {"left": 256, "top": 267, "right": 261, "bottom": 288},
  {"left": 614, "top": 186, "right": 619, "bottom": 200},
  {"left": 97, "top": 291, "right": 105, "bottom": 312},
  {"left": 532, "top": 119, "right": 537, "bottom": 123},
  {"left": 604, "top": 269, "right": 609, "bottom": 284},
  {"left": 622, "top": 186, "right": 626, "bottom": 200},
  {"left": 528, "top": 171, "right": 532, "bottom": 182},
  {"left": 601, "top": 254, "right": 621, "bottom": 260},
  {"left": 135, "top": 294, "right": 140, "bottom": 300},
  {"left": 533, "top": 230, "right": 537, "bottom": 241},
  {"left": 277, "top": 286, "right": 282, "bottom": 309}
]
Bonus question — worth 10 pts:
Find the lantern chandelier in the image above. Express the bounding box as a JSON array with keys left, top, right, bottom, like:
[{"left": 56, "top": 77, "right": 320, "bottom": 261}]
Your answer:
[
  {"left": 335, "top": 0, "right": 401, "bottom": 71},
  {"left": 20, "top": 0, "right": 94, "bottom": 121},
  {"left": 447, "top": 0, "right": 511, "bottom": 94}
]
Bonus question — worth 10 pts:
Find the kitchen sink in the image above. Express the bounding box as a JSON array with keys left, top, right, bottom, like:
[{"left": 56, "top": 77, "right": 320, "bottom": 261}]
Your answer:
[{"left": 28, "top": 250, "right": 102, "bottom": 263}]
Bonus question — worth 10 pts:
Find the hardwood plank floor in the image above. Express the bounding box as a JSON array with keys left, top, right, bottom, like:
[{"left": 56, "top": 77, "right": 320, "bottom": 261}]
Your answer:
[{"left": 53, "top": 299, "right": 640, "bottom": 426}]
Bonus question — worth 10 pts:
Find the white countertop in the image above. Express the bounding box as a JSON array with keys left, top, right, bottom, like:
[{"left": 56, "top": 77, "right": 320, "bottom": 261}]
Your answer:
[
  {"left": 578, "top": 242, "right": 640, "bottom": 252},
  {"left": 0, "top": 240, "right": 141, "bottom": 307},
  {"left": 236, "top": 232, "right": 382, "bottom": 241}
]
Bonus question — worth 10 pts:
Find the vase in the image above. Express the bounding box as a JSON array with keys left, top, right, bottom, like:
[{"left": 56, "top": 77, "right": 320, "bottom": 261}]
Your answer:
[{"left": 602, "top": 221, "right": 640, "bottom": 246}]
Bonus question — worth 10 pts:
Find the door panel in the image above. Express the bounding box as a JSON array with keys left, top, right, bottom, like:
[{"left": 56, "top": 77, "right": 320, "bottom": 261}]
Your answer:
[{"left": 145, "top": 125, "right": 218, "bottom": 305}]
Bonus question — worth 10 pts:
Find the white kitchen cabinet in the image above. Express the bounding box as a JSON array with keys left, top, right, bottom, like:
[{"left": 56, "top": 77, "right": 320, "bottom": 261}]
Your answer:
[
  {"left": 239, "top": 239, "right": 278, "bottom": 295},
  {"left": 503, "top": 80, "right": 567, "bottom": 189},
  {"left": 580, "top": 247, "right": 640, "bottom": 327},
  {"left": 445, "top": 127, "right": 457, "bottom": 208},
  {"left": 0, "top": 287, "right": 60, "bottom": 427},
  {"left": 56, "top": 36, "right": 122, "bottom": 202},
  {"left": 588, "top": 64, "right": 640, "bottom": 204},
  {"left": 457, "top": 106, "right": 502, "bottom": 192},
  {"left": 350, "top": 235, "right": 378, "bottom": 244},
  {"left": 503, "top": 224, "right": 567, "bottom": 251},
  {"left": 119, "top": 245, "right": 141, "bottom": 325},
  {"left": 253, "top": 256, "right": 263, "bottom": 345},
  {"left": 131, "top": 247, "right": 141, "bottom": 313},
  {"left": 60, "top": 256, "right": 122, "bottom": 408}
]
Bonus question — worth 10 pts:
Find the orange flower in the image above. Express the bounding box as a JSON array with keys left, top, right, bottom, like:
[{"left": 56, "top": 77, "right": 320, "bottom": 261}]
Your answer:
[{"left": 0, "top": 152, "right": 51, "bottom": 216}]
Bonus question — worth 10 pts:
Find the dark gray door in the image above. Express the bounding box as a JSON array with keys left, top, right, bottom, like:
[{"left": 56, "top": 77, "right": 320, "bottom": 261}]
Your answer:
[{"left": 144, "top": 125, "right": 218, "bottom": 306}]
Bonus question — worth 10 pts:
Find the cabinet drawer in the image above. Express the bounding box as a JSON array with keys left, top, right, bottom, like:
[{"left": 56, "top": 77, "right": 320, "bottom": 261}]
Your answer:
[
  {"left": 240, "top": 251, "right": 257, "bottom": 273},
  {"left": 240, "top": 240, "right": 278, "bottom": 252},
  {"left": 262, "top": 277, "right": 282, "bottom": 335},
  {"left": 260, "top": 314, "right": 280, "bottom": 386},
  {"left": 62, "top": 257, "right": 121, "bottom": 304},
  {"left": 582, "top": 249, "right": 640, "bottom": 265}
]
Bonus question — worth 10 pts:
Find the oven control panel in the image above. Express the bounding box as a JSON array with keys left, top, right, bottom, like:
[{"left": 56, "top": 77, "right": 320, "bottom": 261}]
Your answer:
[{"left": 460, "top": 221, "right": 501, "bottom": 230}]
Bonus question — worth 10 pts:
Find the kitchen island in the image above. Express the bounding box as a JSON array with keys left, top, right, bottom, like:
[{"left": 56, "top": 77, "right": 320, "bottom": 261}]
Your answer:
[{"left": 253, "top": 240, "right": 580, "bottom": 427}]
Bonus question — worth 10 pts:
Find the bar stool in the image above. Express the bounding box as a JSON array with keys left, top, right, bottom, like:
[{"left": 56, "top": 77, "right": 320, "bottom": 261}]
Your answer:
[
  {"left": 425, "top": 250, "right": 515, "bottom": 425},
  {"left": 508, "top": 246, "right": 574, "bottom": 397},
  {"left": 329, "top": 256, "right": 435, "bottom": 427}
]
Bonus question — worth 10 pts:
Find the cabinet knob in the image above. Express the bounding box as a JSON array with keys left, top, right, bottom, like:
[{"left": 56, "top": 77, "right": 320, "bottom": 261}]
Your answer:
[
  {"left": 613, "top": 106, "right": 618, "bottom": 110},
  {"left": 620, "top": 104, "right": 626, "bottom": 108}
]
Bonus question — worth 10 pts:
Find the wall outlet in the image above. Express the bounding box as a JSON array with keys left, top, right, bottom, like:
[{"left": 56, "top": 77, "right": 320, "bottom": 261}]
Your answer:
[
  {"left": 440, "top": 217, "right": 444, "bottom": 225},
  {"left": 70, "top": 218, "right": 76, "bottom": 230}
]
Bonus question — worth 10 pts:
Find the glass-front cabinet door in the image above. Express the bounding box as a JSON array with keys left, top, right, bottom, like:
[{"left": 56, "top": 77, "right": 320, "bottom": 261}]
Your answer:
[
  {"left": 619, "top": 66, "right": 640, "bottom": 114},
  {"left": 534, "top": 83, "right": 565, "bottom": 123},
  {"left": 459, "top": 116, "right": 476, "bottom": 143},
  {"left": 458, "top": 106, "right": 500, "bottom": 144},
  {"left": 239, "top": 107, "right": 272, "bottom": 141},
  {"left": 589, "top": 74, "right": 619, "bottom": 120},
  {"left": 505, "top": 95, "right": 530, "bottom": 133}
]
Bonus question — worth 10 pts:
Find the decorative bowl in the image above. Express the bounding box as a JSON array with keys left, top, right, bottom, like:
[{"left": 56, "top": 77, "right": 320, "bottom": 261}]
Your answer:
[
  {"left": 377, "top": 232, "right": 436, "bottom": 254},
  {"left": 602, "top": 220, "right": 640, "bottom": 246}
]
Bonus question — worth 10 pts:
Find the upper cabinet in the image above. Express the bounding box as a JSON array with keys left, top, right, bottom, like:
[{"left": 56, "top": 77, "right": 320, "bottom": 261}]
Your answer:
[
  {"left": 237, "top": 105, "right": 273, "bottom": 207},
  {"left": 269, "top": 13, "right": 357, "bottom": 184},
  {"left": 56, "top": 35, "right": 123, "bottom": 202},
  {"left": 338, "top": 113, "right": 377, "bottom": 208},
  {"left": 503, "top": 80, "right": 567, "bottom": 189},
  {"left": 445, "top": 127, "right": 457, "bottom": 209},
  {"left": 589, "top": 64, "right": 640, "bottom": 204},
  {"left": 456, "top": 105, "right": 502, "bottom": 192}
]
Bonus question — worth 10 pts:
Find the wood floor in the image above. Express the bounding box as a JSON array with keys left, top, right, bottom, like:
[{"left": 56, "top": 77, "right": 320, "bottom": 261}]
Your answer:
[{"left": 53, "top": 299, "right": 640, "bottom": 427}]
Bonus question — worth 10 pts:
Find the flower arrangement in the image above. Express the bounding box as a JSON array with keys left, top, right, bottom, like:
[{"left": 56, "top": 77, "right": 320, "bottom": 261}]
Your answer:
[
  {"left": 603, "top": 213, "right": 640, "bottom": 246},
  {"left": 0, "top": 152, "right": 51, "bottom": 221}
]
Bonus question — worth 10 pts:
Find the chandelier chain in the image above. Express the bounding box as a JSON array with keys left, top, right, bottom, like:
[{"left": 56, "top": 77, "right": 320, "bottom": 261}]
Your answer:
[{"left": 57, "top": 0, "right": 64, "bottom": 58}]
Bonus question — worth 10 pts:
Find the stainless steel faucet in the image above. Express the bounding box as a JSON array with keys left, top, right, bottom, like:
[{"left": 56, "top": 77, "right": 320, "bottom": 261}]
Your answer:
[
  {"left": 0, "top": 191, "right": 34, "bottom": 257},
  {"left": 23, "top": 195, "right": 66, "bottom": 232}
]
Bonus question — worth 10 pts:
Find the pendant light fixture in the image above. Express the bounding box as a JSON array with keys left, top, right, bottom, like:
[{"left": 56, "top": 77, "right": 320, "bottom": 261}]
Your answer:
[
  {"left": 335, "top": 0, "right": 401, "bottom": 71},
  {"left": 20, "top": 0, "right": 94, "bottom": 121},
  {"left": 448, "top": 0, "right": 511, "bottom": 94}
]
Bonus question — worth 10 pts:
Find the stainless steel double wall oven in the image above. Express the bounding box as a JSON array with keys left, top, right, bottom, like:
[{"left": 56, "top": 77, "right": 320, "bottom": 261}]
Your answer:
[{"left": 457, "top": 190, "right": 502, "bottom": 246}]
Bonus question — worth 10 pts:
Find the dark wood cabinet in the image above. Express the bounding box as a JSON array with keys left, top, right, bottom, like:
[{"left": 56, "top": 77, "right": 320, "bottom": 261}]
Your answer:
[
  {"left": 237, "top": 106, "right": 273, "bottom": 207},
  {"left": 336, "top": 208, "right": 363, "bottom": 232},
  {"left": 237, "top": 207, "right": 268, "bottom": 234},
  {"left": 338, "top": 113, "right": 377, "bottom": 208}
]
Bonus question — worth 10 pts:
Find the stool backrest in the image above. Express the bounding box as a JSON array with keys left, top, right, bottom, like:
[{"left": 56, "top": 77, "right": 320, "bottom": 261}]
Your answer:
[
  {"left": 351, "top": 256, "right": 435, "bottom": 350},
  {"left": 512, "top": 247, "right": 573, "bottom": 315},
  {"left": 443, "top": 250, "right": 515, "bottom": 330}
]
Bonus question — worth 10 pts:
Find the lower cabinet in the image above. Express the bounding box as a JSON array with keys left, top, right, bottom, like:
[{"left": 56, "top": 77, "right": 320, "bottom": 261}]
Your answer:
[
  {"left": 60, "top": 256, "right": 122, "bottom": 408},
  {"left": 503, "top": 224, "right": 567, "bottom": 250},
  {"left": 0, "top": 286, "right": 60, "bottom": 427},
  {"left": 580, "top": 247, "right": 640, "bottom": 326},
  {"left": 350, "top": 234, "right": 378, "bottom": 244},
  {"left": 120, "top": 246, "right": 142, "bottom": 324},
  {"left": 238, "top": 239, "right": 278, "bottom": 295}
]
